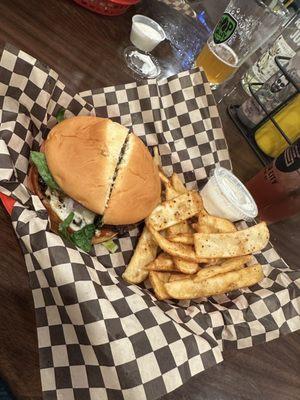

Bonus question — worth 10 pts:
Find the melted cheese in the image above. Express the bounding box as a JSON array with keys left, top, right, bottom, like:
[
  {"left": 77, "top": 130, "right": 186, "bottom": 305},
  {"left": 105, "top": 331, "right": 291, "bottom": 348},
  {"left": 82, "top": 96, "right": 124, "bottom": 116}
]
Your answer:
[{"left": 46, "top": 188, "right": 95, "bottom": 231}]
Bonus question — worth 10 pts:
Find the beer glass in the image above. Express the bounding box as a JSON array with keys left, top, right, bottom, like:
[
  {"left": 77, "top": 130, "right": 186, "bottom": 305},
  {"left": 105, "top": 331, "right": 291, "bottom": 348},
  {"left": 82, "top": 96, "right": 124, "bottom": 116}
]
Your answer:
[{"left": 196, "top": 0, "right": 288, "bottom": 88}]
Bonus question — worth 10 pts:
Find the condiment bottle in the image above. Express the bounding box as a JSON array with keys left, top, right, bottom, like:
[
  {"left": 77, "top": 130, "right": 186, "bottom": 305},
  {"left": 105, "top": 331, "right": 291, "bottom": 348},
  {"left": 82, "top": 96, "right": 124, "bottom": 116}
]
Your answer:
[{"left": 254, "top": 94, "right": 300, "bottom": 157}]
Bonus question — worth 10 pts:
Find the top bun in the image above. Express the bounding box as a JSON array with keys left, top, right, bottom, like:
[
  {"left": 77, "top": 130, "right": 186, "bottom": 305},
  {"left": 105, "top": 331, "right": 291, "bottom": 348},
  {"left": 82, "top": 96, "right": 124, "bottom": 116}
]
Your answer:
[
  {"left": 45, "top": 116, "right": 161, "bottom": 224},
  {"left": 45, "top": 116, "right": 128, "bottom": 215},
  {"left": 104, "top": 133, "right": 161, "bottom": 225}
]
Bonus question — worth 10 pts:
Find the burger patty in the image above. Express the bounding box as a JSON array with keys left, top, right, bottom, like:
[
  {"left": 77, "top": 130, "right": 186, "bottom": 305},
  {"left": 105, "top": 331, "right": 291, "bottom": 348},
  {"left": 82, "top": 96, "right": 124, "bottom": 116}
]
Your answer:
[{"left": 104, "top": 222, "right": 142, "bottom": 235}]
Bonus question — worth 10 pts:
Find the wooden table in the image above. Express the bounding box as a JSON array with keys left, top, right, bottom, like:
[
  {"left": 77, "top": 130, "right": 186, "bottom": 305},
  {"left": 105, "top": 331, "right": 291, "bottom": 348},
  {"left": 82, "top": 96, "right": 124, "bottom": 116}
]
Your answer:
[{"left": 0, "top": 1, "right": 299, "bottom": 399}]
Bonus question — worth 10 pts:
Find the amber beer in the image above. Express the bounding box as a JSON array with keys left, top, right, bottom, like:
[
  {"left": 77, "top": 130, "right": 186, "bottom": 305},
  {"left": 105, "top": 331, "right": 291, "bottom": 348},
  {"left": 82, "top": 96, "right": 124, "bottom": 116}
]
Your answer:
[
  {"left": 196, "top": 0, "right": 288, "bottom": 86},
  {"left": 196, "top": 41, "right": 238, "bottom": 85}
]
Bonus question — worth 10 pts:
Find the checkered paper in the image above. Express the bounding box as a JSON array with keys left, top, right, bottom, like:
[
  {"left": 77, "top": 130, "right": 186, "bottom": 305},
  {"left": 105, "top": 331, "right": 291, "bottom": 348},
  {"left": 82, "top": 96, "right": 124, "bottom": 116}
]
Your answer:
[
  {"left": 159, "top": 0, "right": 196, "bottom": 19},
  {"left": 0, "top": 44, "right": 299, "bottom": 400}
]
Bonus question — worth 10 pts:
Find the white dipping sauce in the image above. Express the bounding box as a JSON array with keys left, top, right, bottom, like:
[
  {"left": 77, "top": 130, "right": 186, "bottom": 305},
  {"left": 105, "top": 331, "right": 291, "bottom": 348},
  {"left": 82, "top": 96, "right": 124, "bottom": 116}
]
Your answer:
[
  {"left": 130, "top": 16, "right": 165, "bottom": 52},
  {"left": 201, "top": 167, "right": 258, "bottom": 222}
]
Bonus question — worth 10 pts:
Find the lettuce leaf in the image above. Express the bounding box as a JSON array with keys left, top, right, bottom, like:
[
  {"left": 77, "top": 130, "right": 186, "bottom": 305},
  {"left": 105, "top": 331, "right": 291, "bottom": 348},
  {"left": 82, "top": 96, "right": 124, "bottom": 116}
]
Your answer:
[
  {"left": 56, "top": 109, "right": 65, "bottom": 123},
  {"left": 71, "top": 224, "right": 96, "bottom": 253},
  {"left": 58, "top": 212, "right": 74, "bottom": 240},
  {"left": 30, "top": 151, "right": 59, "bottom": 190},
  {"left": 59, "top": 213, "right": 95, "bottom": 253},
  {"left": 102, "top": 240, "right": 118, "bottom": 253}
]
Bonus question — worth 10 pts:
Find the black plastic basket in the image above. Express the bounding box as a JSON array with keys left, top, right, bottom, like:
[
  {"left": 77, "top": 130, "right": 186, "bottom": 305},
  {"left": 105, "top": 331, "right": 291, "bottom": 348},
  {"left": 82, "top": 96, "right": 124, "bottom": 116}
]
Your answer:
[{"left": 228, "top": 56, "right": 300, "bottom": 165}]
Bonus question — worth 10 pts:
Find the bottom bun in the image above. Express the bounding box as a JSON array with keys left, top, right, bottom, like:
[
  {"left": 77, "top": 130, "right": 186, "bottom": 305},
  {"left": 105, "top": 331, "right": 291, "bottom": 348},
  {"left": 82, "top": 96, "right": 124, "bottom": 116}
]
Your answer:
[{"left": 27, "top": 165, "right": 117, "bottom": 243}]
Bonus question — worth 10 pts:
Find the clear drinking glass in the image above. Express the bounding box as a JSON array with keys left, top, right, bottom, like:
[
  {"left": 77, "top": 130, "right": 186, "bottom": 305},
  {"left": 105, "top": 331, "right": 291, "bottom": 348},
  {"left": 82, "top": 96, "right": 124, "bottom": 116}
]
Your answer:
[{"left": 195, "top": 0, "right": 288, "bottom": 88}]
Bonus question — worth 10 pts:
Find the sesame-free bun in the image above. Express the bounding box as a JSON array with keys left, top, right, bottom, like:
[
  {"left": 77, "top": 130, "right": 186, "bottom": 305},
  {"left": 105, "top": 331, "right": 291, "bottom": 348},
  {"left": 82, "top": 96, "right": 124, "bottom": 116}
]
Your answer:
[
  {"left": 104, "top": 133, "right": 161, "bottom": 225},
  {"left": 44, "top": 116, "right": 161, "bottom": 224},
  {"left": 45, "top": 116, "right": 128, "bottom": 215}
]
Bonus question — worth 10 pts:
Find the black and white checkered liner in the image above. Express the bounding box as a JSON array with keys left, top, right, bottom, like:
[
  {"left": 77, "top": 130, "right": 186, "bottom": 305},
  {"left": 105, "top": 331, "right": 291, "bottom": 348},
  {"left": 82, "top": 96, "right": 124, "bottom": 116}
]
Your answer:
[
  {"left": 0, "top": 44, "right": 299, "bottom": 400},
  {"left": 160, "top": 0, "right": 196, "bottom": 19}
]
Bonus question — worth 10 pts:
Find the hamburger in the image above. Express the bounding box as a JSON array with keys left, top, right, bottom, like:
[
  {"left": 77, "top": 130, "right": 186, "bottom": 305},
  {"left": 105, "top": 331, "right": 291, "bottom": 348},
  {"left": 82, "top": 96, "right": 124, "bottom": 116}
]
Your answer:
[{"left": 28, "top": 115, "right": 161, "bottom": 252}]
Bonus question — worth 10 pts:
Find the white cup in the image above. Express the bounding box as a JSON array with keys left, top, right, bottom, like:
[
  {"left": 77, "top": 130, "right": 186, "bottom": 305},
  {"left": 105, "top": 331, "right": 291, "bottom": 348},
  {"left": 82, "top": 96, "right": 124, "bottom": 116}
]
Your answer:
[
  {"left": 130, "top": 15, "right": 166, "bottom": 53},
  {"left": 200, "top": 166, "right": 258, "bottom": 222}
]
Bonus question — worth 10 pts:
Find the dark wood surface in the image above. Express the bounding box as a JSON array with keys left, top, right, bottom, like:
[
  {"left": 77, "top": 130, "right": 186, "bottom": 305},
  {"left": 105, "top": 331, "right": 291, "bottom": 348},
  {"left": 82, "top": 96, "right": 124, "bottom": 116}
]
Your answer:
[{"left": 0, "top": 1, "right": 299, "bottom": 399}]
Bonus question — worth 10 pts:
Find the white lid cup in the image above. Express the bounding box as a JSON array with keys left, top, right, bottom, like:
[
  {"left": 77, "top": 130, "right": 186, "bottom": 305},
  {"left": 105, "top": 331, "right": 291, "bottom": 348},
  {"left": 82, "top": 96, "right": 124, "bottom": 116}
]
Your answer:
[
  {"left": 200, "top": 166, "right": 258, "bottom": 222},
  {"left": 130, "top": 15, "right": 166, "bottom": 53}
]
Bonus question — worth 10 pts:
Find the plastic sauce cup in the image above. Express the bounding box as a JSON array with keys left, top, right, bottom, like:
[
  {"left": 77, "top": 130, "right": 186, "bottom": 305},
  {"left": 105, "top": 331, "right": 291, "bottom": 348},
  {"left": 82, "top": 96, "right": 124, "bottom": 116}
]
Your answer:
[
  {"left": 130, "top": 15, "right": 166, "bottom": 52},
  {"left": 201, "top": 166, "right": 258, "bottom": 222}
]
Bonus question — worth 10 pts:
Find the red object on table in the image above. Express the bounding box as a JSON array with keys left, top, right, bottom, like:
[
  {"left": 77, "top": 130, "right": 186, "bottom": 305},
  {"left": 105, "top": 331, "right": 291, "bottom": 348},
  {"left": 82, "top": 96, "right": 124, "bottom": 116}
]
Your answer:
[
  {"left": 73, "top": 0, "right": 140, "bottom": 16},
  {"left": 247, "top": 139, "right": 300, "bottom": 224},
  {"left": 0, "top": 193, "right": 15, "bottom": 216}
]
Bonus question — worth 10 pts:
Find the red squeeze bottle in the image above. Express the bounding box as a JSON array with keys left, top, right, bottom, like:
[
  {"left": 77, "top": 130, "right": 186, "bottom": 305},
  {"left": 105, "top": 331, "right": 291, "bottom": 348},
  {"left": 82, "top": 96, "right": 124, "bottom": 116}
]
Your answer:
[{"left": 246, "top": 139, "right": 300, "bottom": 224}]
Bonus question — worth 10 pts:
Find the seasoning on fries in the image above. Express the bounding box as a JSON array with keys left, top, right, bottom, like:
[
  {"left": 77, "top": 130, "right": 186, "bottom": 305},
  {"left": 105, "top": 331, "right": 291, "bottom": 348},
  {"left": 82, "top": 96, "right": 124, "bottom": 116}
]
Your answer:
[
  {"left": 194, "top": 222, "right": 269, "bottom": 258},
  {"left": 147, "top": 191, "right": 203, "bottom": 231},
  {"left": 123, "top": 170, "right": 269, "bottom": 302},
  {"left": 195, "top": 215, "right": 236, "bottom": 234},
  {"left": 168, "top": 233, "right": 194, "bottom": 245},
  {"left": 165, "top": 264, "right": 264, "bottom": 300}
]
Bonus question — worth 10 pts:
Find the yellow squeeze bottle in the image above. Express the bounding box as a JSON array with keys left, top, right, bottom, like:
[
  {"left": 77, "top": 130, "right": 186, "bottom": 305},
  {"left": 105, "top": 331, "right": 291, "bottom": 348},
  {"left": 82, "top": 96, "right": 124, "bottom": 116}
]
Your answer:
[{"left": 255, "top": 94, "right": 300, "bottom": 158}]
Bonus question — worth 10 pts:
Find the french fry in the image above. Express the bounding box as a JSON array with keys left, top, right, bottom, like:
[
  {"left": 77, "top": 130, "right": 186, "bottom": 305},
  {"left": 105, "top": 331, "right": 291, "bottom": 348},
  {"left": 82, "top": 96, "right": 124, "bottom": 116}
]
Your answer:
[
  {"left": 153, "top": 147, "right": 169, "bottom": 187},
  {"left": 123, "top": 151, "right": 267, "bottom": 301},
  {"left": 149, "top": 271, "right": 171, "bottom": 300},
  {"left": 165, "top": 174, "right": 194, "bottom": 237},
  {"left": 194, "top": 222, "right": 270, "bottom": 258},
  {"left": 202, "top": 258, "right": 222, "bottom": 267},
  {"left": 169, "top": 272, "right": 195, "bottom": 282},
  {"left": 168, "top": 234, "right": 194, "bottom": 245},
  {"left": 192, "top": 223, "right": 199, "bottom": 231},
  {"left": 195, "top": 225, "right": 215, "bottom": 234},
  {"left": 165, "top": 264, "right": 264, "bottom": 300},
  {"left": 165, "top": 181, "right": 189, "bottom": 236},
  {"left": 167, "top": 220, "right": 193, "bottom": 236},
  {"left": 197, "top": 215, "right": 236, "bottom": 234},
  {"left": 148, "top": 191, "right": 203, "bottom": 231},
  {"left": 146, "top": 253, "right": 177, "bottom": 272},
  {"left": 193, "top": 256, "right": 251, "bottom": 282},
  {"left": 147, "top": 223, "right": 210, "bottom": 263},
  {"left": 122, "top": 226, "right": 157, "bottom": 284},
  {"left": 173, "top": 257, "right": 199, "bottom": 274},
  {"left": 165, "top": 182, "right": 180, "bottom": 201},
  {"left": 170, "top": 173, "right": 187, "bottom": 194},
  {"left": 153, "top": 146, "right": 160, "bottom": 167},
  {"left": 198, "top": 209, "right": 208, "bottom": 218},
  {"left": 159, "top": 170, "right": 169, "bottom": 186}
]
